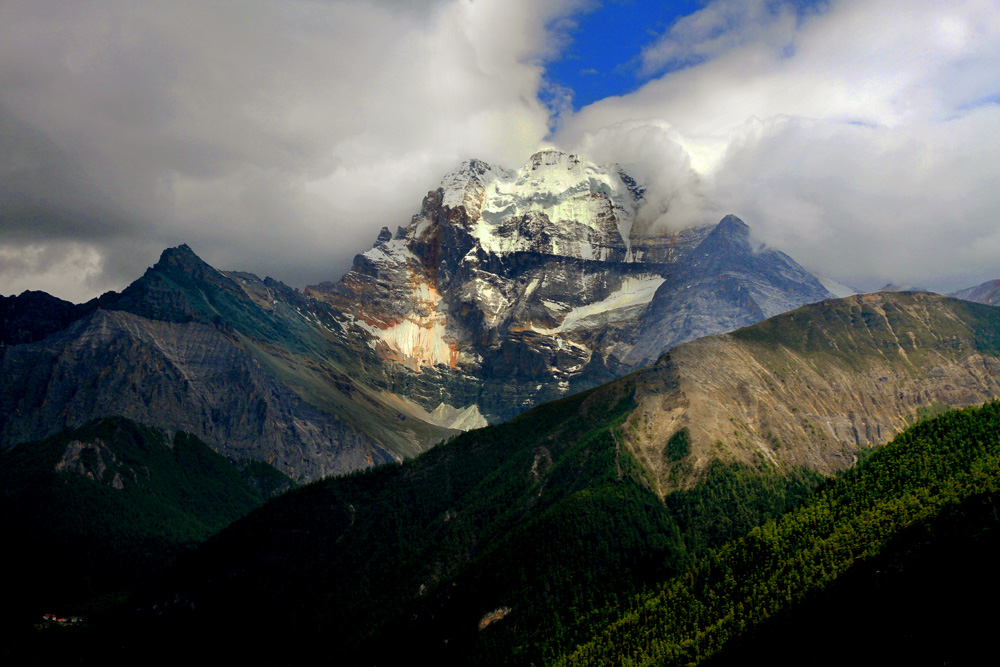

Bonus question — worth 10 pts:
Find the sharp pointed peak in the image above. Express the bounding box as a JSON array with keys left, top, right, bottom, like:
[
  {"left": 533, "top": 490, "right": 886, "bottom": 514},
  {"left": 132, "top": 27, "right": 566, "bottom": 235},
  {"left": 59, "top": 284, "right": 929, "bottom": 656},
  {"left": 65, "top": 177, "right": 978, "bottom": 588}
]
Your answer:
[
  {"left": 715, "top": 215, "right": 750, "bottom": 233},
  {"left": 699, "top": 215, "right": 752, "bottom": 248},
  {"left": 155, "top": 243, "right": 207, "bottom": 268},
  {"left": 162, "top": 242, "right": 197, "bottom": 256},
  {"left": 442, "top": 158, "right": 502, "bottom": 181},
  {"left": 145, "top": 244, "right": 228, "bottom": 287}
]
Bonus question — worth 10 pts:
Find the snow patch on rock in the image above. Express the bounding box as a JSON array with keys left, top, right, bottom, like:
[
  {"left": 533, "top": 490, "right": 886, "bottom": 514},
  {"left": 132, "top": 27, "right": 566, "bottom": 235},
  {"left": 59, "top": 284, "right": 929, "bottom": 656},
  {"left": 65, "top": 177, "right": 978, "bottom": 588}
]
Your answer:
[
  {"left": 440, "top": 159, "right": 513, "bottom": 214},
  {"left": 362, "top": 238, "right": 410, "bottom": 264},
  {"left": 813, "top": 274, "right": 859, "bottom": 299},
  {"left": 538, "top": 275, "right": 666, "bottom": 333}
]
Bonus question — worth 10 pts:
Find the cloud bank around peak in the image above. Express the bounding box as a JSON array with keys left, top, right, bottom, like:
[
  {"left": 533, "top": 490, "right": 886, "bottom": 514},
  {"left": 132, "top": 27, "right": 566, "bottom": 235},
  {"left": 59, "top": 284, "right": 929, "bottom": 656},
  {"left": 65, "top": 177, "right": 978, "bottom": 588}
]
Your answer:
[
  {"left": 558, "top": 0, "right": 1000, "bottom": 292},
  {"left": 0, "top": 0, "right": 584, "bottom": 302},
  {"left": 572, "top": 120, "right": 712, "bottom": 235}
]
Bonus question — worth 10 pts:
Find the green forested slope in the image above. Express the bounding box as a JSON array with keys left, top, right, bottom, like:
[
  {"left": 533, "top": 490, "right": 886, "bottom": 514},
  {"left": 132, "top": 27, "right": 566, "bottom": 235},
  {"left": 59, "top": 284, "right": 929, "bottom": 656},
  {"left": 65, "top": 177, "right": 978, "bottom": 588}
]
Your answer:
[
  {"left": 702, "top": 489, "right": 1000, "bottom": 666},
  {"left": 0, "top": 417, "right": 292, "bottom": 624},
  {"left": 16, "top": 293, "right": 1000, "bottom": 666},
  {"left": 558, "top": 400, "right": 1000, "bottom": 666},
  {"left": 106, "top": 381, "right": 819, "bottom": 666}
]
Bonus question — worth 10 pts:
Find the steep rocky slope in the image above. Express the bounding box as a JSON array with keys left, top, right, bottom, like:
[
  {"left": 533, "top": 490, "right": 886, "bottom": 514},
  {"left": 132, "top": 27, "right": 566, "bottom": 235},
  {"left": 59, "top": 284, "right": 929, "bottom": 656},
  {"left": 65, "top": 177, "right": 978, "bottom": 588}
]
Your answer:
[
  {"left": 624, "top": 215, "right": 832, "bottom": 364},
  {"left": 625, "top": 291, "right": 1000, "bottom": 490},
  {"left": 0, "top": 245, "right": 454, "bottom": 479},
  {"left": 0, "top": 309, "right": 393, "bottom": 478},
  {"left": 951, "top": 278, "right": 1000, "bottom": 306}
]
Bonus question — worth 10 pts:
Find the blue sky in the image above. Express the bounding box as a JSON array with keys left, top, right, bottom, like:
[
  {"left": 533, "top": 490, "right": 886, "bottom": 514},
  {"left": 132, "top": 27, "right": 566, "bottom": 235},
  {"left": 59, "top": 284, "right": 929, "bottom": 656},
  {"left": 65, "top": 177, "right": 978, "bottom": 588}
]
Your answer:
[
  {"left": 545, "top": 0, "right": 828, "bottom": 111},
  {"left": 545, "top": 1, "right": 704, "bottom": 110}
]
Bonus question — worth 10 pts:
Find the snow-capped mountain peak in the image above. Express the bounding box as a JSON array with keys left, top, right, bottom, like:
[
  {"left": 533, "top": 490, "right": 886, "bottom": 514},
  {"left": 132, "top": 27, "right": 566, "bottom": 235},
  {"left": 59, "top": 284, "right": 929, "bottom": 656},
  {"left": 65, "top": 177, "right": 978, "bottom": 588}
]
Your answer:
[
  {"left": 417, "top": 150, "right": 645, "bottom": 261},
  {"left": 439, "top": 158, "right": 513, "bottom": 217},
  {"left": 314, "top": 155, "right": 832, "bottom": 425},
  {"left": 436, "top": 152, "right": 644, "bottom": 239}
]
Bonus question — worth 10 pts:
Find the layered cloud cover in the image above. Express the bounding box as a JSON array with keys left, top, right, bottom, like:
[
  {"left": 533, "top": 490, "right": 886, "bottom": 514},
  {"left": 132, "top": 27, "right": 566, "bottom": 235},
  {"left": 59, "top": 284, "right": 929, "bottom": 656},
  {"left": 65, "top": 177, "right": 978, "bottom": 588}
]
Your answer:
[{"left": 1, "top": 0, "right": 998, "bottom": 301}]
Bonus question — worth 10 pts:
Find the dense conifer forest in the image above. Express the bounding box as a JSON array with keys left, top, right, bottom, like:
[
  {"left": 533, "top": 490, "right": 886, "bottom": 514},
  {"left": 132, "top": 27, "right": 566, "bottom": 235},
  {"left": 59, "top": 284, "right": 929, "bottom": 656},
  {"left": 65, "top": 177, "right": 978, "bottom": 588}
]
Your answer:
[
  {"left": 7, "top": 394, "right": 1000, "bottom": 666},
  {"left": 557, "top": 400, "right": 1000, "bottom": 666}
]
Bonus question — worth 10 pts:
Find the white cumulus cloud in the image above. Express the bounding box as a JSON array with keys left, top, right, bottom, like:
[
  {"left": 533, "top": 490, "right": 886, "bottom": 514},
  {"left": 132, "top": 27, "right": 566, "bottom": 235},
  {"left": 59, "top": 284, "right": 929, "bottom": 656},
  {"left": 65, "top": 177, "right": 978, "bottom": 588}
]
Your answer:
[{"left": 556, "top": 0, "right": 1000, "bottom": 291}]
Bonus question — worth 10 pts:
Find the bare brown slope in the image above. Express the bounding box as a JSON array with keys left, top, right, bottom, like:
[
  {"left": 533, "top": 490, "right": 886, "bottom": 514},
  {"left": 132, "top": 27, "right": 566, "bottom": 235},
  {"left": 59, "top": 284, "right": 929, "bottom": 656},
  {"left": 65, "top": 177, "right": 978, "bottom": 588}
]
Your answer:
[{"left": 621, "top": 291, "right": 1000, "bottom": 493}]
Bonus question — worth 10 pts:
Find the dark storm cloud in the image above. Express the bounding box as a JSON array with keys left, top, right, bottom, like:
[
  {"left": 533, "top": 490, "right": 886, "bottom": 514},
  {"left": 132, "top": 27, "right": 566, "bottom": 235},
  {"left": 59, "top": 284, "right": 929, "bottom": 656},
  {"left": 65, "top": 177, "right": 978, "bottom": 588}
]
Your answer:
[{"left": 0, "top": 0, "right": 584, "bottom": 301}]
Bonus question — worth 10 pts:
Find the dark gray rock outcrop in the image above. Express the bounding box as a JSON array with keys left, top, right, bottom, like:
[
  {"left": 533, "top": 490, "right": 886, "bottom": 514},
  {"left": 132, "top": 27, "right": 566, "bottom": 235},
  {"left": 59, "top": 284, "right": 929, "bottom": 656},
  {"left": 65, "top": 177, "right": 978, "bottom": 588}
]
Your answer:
[
  {"left": 625, "top": 215, "right": 834, "bottom": 365},
  {"left": 0, "top": 309, "right": 394, "bottom": 479}
]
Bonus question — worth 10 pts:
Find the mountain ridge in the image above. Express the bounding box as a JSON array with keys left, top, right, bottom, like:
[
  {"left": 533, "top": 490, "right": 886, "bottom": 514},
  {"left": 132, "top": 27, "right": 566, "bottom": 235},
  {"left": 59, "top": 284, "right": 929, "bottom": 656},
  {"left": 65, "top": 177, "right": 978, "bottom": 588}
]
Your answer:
[
  {"left": 309, "top": 150, "right": 834, "bottom": 422},
  {"left": 624, "top": 213, "right": 831, "bottom": 364},
  {"left": 626, "top": 290, "right": 1000, "bottom": 490},
  {"left": 82, "top": 290, "right": 1000, "bottom": 665},
  {"left": 950, "top": 277, "right": 1000, "bottom": 306},
  {"left": 3, "top": 153, "right": 839, "bottom": 479}
]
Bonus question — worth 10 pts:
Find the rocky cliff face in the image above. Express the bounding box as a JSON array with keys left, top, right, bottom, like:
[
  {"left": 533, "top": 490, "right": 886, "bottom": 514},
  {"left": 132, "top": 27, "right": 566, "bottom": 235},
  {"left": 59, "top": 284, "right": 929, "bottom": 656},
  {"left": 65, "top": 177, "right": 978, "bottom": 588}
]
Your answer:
[
  {"left": 0, "top": 245, "right": 465, "bottom": 480},
  {"left": 624, "top": 215, "right": 833, "bottom": 364},
  {"left": 622, "top": 291, "right": 1000, "bottom": 492},
  {"left": 310, "top": 150, "right": 832, "bottom": 422},
  {"left": 0, "top": 308, "right": 397, "bottom": 480}
]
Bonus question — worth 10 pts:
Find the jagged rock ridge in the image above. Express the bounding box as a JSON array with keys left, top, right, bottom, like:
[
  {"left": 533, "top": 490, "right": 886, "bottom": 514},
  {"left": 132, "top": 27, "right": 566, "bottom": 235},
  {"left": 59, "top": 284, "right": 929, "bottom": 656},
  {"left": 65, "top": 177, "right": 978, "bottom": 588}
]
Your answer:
[
  {"left": 3, "top": 151, "right": 837, "bottom": 478},
  {"left": 310, "top": 149, "right": 834, "bottom": 422}
]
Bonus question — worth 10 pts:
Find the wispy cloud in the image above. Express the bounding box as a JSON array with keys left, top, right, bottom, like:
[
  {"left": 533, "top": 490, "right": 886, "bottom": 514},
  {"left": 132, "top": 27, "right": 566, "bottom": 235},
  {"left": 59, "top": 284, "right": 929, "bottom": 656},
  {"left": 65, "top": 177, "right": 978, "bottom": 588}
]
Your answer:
[{"left": 639, "top": 0, "right": 801, "bottom": 77}]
